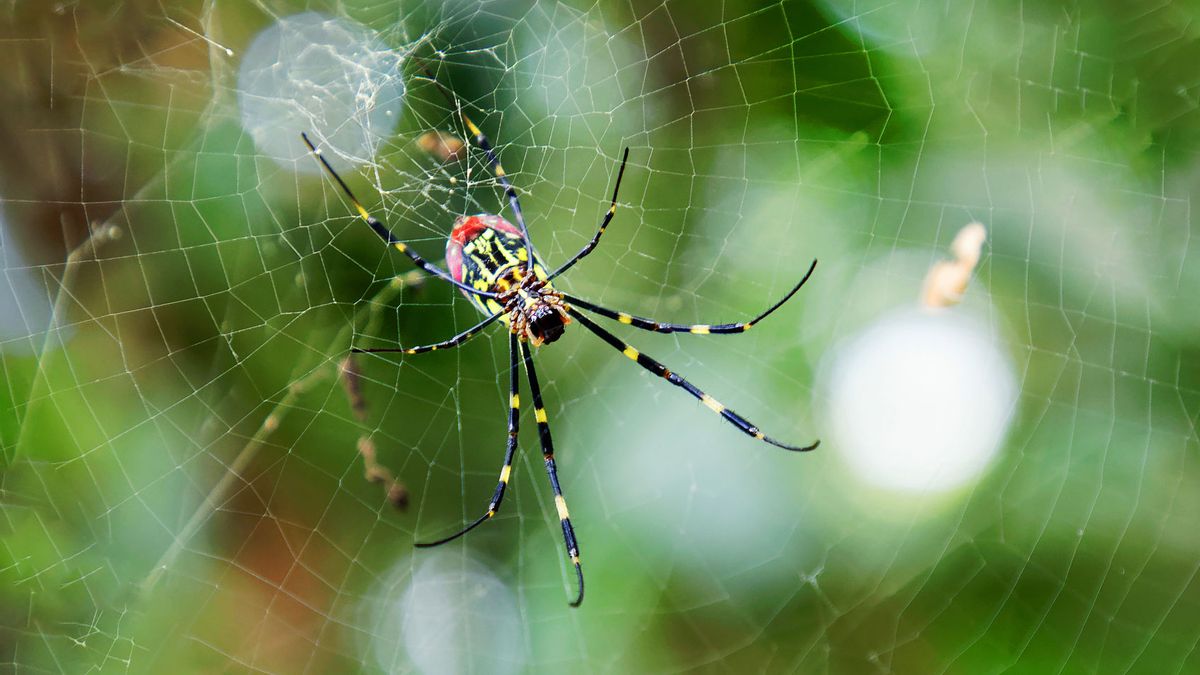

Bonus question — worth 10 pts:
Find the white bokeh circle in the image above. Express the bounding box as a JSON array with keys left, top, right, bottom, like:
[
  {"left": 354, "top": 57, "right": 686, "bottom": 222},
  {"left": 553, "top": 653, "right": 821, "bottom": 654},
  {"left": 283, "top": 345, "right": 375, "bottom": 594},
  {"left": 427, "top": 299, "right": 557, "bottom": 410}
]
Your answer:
[
  {"left": 237, "top": 12, "right": 405, "bottom": 169},
  {"left": 823, "top": 309, "right": 1016, "bottom": 494},
  {"left": 366, "top": 552, "right": 524, "bottom": 675}
]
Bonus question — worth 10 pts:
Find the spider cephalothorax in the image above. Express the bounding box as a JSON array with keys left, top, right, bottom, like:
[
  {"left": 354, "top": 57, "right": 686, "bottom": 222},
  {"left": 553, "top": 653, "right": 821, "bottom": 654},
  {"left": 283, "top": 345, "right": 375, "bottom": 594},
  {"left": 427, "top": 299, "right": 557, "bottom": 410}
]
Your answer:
[
  {"left": 303, "top": 75, "right": 818, "bottom": 607},
  {"left": 499, "top": 276, "right": 571, "bottom": 346}
]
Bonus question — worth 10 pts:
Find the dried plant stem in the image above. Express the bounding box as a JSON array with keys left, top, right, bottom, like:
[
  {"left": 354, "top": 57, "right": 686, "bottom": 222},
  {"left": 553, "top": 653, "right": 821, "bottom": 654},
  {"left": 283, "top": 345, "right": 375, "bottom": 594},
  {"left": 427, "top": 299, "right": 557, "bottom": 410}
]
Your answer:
[{"left": 140, "top": 268, "right": 429, "bottom": 596}]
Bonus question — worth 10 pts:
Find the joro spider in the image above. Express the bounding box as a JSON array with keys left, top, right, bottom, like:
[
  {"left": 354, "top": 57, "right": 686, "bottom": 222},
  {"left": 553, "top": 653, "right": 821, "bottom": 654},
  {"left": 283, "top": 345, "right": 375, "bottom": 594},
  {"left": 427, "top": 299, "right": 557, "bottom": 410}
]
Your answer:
[{"left": 301, "top": 90, "right": 818, "bottom": 608}]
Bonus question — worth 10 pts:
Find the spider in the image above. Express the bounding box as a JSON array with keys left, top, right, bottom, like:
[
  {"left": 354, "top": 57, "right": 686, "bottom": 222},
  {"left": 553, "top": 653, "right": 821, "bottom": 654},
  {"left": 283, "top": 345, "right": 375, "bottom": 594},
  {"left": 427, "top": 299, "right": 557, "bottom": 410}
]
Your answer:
[{"left": 301, "top": 82, "right": 818, "bottom": 608}]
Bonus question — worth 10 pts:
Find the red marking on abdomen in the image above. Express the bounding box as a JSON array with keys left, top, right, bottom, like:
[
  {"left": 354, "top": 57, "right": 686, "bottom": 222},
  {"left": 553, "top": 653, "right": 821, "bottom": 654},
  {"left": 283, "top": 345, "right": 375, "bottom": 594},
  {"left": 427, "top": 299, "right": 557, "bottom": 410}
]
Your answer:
[
  {"left": 450, "top": 214, "right": 522, "bottom": 246},
  {"left": 446, "top": 214, "right": 524, "bottom": 282}
]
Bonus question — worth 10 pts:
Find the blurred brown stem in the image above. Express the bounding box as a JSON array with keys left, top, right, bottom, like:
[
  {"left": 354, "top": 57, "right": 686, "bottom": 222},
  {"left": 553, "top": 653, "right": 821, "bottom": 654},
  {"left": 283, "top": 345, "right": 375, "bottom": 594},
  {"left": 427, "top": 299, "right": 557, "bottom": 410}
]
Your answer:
[
  {"left": 139, "top": 266, "right": 431, "bottom": 596},
  {"left": 341, "top": 354, "right": 409, "bottom": 509}
]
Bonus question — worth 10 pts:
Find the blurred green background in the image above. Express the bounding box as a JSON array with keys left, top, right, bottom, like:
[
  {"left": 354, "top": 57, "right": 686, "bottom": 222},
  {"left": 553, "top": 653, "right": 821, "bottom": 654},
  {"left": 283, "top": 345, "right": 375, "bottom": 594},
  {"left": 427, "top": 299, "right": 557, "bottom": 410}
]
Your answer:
[{"left": 2, "top": 0, "right": 1199, "bottom": 672}]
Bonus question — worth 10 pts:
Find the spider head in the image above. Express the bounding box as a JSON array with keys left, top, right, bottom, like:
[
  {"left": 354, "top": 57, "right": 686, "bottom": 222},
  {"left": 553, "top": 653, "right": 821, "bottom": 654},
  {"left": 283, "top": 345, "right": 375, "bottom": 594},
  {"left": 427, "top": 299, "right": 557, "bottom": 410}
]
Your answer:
[{"left": 528, "top": 305, "right": 569, "bottom": 346}]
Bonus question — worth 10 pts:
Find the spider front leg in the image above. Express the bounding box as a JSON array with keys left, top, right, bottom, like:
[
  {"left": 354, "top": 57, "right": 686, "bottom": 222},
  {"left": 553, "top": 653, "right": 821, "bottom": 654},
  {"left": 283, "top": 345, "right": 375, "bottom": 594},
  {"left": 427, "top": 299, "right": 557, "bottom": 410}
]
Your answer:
[
  {"left": 549, "top": 147, "right": 631, "bottom": 280},
  {"left": 568, "top": 308, "right": 818, "bottom": 452},
  {"left": 420, "top": 69, "right": 537, "bottom": 267},
  {"left": 301, "top": 132, "right": 496, "bottom": 300},
  {"left": 352, "top": 312, "right": 501, "bottom": 355},
  {"left": 521, "top": 341, "right": 585, "bottom": 607},
  {"left": 415, "top": 332, "right": 522, "bottom": 547},
  {"left": 456, "top": 111, "right": 533, "bottom": 254},
  {"left": 562, "top": 258, "right": 817, "bottom": 335}
]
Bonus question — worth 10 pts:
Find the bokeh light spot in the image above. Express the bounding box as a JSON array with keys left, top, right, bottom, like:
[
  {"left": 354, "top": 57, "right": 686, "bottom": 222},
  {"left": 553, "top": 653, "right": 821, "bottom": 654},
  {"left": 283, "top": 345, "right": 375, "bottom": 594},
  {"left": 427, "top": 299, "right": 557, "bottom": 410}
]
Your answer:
[
  {"left": 823, "top": 309, "right": 1017, "bottom": 494},
  {"left": 0, "top": 210, "right": 61, "bottom": 354},
  {"left": 237, "top": 12, "right": 404, "bottom": 169},
  {"left": 369, "top": 552, "right": 524, "bottom": 675}
]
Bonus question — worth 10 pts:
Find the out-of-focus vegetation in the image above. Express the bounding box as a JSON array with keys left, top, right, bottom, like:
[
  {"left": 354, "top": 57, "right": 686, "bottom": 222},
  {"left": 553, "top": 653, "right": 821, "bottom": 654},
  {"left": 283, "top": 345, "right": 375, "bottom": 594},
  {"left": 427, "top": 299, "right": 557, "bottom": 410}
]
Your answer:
[{"left": 2, "top": 1, "right": 1198, "bottom": 672}]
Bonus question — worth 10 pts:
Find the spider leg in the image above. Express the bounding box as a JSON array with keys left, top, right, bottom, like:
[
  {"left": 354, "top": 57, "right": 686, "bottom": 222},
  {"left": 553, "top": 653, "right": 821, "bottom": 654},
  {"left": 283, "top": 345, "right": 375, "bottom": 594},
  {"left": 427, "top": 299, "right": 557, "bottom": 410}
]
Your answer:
[
  {"left": 568, "top": 308, "right": 819, "bottom": 452},
  {"left": 562, "top": 258, "right": 817, "bottom": 335},
  {"left": 457, "top": 111, "right": 533, "bottom": 255},
  {"left": 301, "top": 133, "right": 495, "bottom": 299},
  {"left": 352, "top": 312, "right": 502, "bottom": 355},
  {"left": 415, "top": 333, "right": 522, "bottom": 547},
  {"left": 548, "top": 147, "right": 631, "bottom": 280},
  {"left": 520, "top": 340, "right": 585, "bottom": 607},
  {"left": 419, "top": 70, "right": 537, "bottom": 271}
]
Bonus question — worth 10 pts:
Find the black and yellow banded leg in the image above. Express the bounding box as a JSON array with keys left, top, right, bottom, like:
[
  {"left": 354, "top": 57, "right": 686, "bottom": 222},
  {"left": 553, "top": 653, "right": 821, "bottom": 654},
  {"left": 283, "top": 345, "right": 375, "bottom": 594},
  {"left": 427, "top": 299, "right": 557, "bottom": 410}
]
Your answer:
[
  {"left": 301, "top": 132, "right": 495, "bottom": 299},
  {"left": 415, "top": 69, "right": 530, "bottom": 245},
  {"left": 520, "top": 341, "right": 585, "bottom": 607},
  {"left": 568, "top": 308, "right": 819, "bottom": 452},
  {"left": 562, "top": 258, "right": 817, "bottom": 335},
  {"left": 453, "top": 108, "right": 536, "bottom": 263},
  {"left": 415, "top": 333, "right": 523, "bottom": 548},
  {"left": 549, "top": 147, "right": 631, "bottom": 280},
  {"left": 352, "top": 311, "right": 502, "bottom": 355}
]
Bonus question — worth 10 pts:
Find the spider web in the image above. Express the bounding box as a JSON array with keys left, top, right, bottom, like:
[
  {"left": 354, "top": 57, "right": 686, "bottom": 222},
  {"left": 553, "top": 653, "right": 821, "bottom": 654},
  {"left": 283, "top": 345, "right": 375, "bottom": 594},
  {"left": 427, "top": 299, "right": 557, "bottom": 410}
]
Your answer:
[{"left": 3, "top": 0, "right": 1200, "bottom": 672}]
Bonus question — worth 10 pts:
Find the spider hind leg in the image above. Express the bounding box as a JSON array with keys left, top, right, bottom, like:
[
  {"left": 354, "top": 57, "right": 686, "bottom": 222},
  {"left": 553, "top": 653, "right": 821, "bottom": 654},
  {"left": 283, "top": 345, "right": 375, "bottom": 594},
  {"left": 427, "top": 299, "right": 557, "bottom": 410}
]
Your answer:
[
  {"left": 521, "top": 341, "right": 585, "bottom": 607},
  {"left": 413, "top": 333, "right": 522, "bottom": 548}
]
